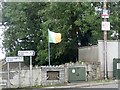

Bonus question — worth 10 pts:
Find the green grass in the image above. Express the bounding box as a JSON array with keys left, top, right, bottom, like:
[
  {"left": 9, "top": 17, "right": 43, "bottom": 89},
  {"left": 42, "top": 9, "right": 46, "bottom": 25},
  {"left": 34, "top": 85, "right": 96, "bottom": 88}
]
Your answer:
[{"left": 20, "top": 83, "right": 67, "bottom": 89}]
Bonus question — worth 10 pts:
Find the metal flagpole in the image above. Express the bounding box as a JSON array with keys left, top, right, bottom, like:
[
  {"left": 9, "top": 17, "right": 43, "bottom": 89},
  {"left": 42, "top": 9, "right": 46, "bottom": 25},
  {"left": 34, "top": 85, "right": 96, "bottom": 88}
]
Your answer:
[{"left": 48, "top": 29, "right": 51, "bottom": 66}]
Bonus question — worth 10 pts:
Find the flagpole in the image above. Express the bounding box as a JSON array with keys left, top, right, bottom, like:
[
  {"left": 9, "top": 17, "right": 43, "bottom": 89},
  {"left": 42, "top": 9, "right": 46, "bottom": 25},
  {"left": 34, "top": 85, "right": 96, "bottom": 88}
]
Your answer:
[{"left": 48, "top": 29, "right": 51, "bottom": 66}]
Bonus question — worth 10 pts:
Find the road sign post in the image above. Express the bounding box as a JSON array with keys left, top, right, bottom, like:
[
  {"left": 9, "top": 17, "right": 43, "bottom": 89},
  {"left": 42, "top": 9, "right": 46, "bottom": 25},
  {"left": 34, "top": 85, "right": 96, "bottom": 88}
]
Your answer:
[
  {"left": 7, "top": 63, "right": 10, "bottom": 88},
  {"left": 18, "top": 50, "right": 35, "bottom": 56},
  {"left": 102, "top": 9, "right": 109, "bottom": 18},
  {"left": 30, "top": 56, "right": 32, "bottom": 86},
  {"left": 102, "top": 0, "right": 109, "bottom": 80},
  {"left": 18, "top": 50, "right": 35, "bottom": 87},
  {"left": 6, "top": 57, "right": 24, "bottom": 63},
  {"left": 6, "top": 56, "right": 24, "bottom": 88},
  {"left": 19, "top": 62, "right": 21, "bottom": 87},
  {"left": 101, "top": 21, "right": 110, "bottom": 31}
]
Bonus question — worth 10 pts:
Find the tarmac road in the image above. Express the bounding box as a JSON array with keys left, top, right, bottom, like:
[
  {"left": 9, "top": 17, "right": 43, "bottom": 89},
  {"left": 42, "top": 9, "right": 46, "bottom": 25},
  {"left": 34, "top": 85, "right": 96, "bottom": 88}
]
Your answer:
[
  {"left": 2, "top": 80, "right": 119, "bottom": 90},
  {"left": 82, "top": 83, "right": 118, "bottom": 88}
]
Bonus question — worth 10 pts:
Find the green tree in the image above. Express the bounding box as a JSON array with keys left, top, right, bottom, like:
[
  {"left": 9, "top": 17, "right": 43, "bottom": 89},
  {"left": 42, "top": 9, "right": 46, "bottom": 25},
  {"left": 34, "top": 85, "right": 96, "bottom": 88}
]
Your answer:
[
  {"left": 2, "top": 2, "right": 48, "bottom": 65},
  {"left": 42, "top": 2, "right": 102, "bottom": 64},
  {"left": 3, "top": 2, "right": 119, "bottom": 65},
  {"left": 108, "top": 2, "right": 120, "bottom": 40}
]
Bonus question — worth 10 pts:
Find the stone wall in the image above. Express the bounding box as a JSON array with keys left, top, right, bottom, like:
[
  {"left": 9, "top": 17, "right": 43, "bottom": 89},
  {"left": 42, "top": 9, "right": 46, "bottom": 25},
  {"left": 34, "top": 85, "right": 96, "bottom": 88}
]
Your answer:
[
  {"left": 3, "top": 66, "right": 65, "bottom": 88},
  {"left": 41, "top": 66, "right": 65, "bottom": 86},
  {"left": 2, "top": 63, "right": 101, "bottom": 88}
]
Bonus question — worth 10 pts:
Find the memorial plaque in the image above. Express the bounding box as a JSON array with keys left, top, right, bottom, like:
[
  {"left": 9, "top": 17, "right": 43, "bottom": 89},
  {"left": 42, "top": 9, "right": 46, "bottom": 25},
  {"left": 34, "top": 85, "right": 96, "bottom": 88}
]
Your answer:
[{"left": 47, "top": 71, "right": 59, "bottom": 80}]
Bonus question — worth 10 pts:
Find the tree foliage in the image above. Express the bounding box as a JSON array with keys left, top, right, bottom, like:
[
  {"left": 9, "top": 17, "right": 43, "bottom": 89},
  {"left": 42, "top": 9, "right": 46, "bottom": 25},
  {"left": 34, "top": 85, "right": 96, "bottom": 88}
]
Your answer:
[{"left": 2, "top": 2, "right": 120, "bottom": 65}]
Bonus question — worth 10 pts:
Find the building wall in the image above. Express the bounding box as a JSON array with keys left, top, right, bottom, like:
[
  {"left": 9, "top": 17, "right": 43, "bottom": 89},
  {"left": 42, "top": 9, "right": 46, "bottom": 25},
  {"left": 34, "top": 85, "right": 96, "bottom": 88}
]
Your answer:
[
  {"left": 78, "top": 40, "right": 120, "bottom": 78},
  {"left": 98, "top": 40, "right": 120, "bottom": 78},
  {"left": 78, "top": 45, "right": 98, "bottom": 63}
]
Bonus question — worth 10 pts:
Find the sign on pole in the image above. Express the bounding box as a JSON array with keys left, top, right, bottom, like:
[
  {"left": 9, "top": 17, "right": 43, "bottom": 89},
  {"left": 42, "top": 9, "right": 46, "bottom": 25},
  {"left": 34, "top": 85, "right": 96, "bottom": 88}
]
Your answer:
[
  {"left": 18, "top": 50, "right": 35, "bottom": 86},
  {"left": 6, "top": 56, "right": 23, "bottom": 88},
  {"left": 18, "top": 50, "right": 35, "bottom": 56},
  {"left": 102, "top": 10, "right": 109, "bottom": 18},
  {"left": 6, "top": 57, "right": 24, "bottom": 63},
  {"left": 101, "top": 21, "right": 110, "bottom": 31}
]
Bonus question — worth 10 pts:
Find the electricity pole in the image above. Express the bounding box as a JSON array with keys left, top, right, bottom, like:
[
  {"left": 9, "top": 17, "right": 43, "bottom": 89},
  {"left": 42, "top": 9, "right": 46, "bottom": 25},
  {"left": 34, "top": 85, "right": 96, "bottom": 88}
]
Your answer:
[
  {"left": 95, "top": 1, "right": 110, "bottom": 79},
  {"left": 102, "top": 0, "right": 109, "bottom": 80}
]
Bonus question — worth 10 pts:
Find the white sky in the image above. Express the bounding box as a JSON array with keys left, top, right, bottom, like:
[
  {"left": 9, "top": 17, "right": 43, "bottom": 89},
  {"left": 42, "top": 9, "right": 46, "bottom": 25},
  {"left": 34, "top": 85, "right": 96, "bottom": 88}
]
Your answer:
[{"left": 0, "top": 26, "right": 5, "bottom": 60}]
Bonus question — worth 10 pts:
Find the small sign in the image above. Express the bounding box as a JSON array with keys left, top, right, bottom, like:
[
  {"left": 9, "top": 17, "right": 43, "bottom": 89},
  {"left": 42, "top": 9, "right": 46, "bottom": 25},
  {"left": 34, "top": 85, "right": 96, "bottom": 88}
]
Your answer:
[
  {"left": 6, "top": 57, "right": 24, "bottom": 63},
  {"left": 18, "top": 50, "right": 35, "bottom": 56},
  {"left": 102, "top": 10, "right": 109, "bottom": 18},
  {"left": 101, "top": 22, "right": 110, "bottom": 31},
  {"left": 117, "top": 63, "right": 120, "bottom": 69}
]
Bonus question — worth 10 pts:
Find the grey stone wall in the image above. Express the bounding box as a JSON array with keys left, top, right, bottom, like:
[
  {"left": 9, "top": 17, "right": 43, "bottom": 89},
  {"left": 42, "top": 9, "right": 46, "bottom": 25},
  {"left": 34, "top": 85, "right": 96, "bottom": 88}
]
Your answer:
[
  {"left": 2, "top": 63, "right": 101, "bottom": 88},
  {"left": 3, "top": 66, "right": 65, "bottom": 88},
  {"left": 41, "top": 66, "right": 65, "bottom": 86}
]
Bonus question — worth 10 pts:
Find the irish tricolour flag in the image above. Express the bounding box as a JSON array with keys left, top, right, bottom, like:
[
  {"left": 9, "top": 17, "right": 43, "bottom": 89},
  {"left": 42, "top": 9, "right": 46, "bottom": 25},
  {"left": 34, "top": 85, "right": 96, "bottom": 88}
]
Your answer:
[{"left": 48, "top": 30, "right": 61, "bottom": 43}]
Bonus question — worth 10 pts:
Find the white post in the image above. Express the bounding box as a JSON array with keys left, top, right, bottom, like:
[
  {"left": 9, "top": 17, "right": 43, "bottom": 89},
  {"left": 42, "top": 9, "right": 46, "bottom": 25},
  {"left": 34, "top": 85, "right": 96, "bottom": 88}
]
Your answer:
[
  {"left": 7, "top": 63, "right": 10, "bottom": 88},
  {"left": 30, "top": 56, "right": 32, "bottom": 86},
  {"left": 48, "top": 30, "right": 51, "bottom": 66},
  {"left": 18, "top": 62, "right": 21, "bottom": 87}
]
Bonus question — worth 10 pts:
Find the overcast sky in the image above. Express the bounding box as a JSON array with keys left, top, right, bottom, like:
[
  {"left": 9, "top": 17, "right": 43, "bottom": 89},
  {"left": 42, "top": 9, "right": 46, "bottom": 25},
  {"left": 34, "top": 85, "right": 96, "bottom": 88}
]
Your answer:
[{"left": 0, "top": 26, "right": 5, "bottom": 60}]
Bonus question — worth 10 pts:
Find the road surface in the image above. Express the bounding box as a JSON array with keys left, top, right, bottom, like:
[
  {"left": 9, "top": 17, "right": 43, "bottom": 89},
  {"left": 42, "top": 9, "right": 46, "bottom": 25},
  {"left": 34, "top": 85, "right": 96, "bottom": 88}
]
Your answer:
[
  {"left": 2, "top": 82, "right": 119, "bottom": 90},
  {"left": 82, "top": 83, "right": 118, "bottom": 88}
]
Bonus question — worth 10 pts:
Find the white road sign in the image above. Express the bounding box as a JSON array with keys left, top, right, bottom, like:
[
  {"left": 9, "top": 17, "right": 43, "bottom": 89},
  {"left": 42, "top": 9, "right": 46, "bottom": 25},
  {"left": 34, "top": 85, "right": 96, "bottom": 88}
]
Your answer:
[
  {"left": 101, "top": 22, "right": 110, "bottom": 31},
  {"left": 18, "top": 50, "right": 35, "bottom": 56},
  {"left": 6, "top": 56, "right": 24, "bottom": 63},
  {"left": 102, "top": 10, "right": 109, "bottom": 18}
]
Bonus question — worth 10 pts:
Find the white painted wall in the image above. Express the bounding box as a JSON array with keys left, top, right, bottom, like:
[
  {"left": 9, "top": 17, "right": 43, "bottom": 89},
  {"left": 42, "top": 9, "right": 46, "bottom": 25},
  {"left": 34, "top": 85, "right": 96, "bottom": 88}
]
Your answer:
[{"left": 98, "top": 40, "right": 120, "bottom": 77}]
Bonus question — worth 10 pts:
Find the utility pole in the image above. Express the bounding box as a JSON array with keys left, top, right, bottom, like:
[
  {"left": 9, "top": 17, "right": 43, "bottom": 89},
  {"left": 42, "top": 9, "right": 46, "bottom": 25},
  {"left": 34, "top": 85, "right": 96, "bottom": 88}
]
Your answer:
[
  {"left": 95, "top": 1, "right": 109, "bottom": 79},
  {"left": 102, "top": 0, "right": 109, "bottom": 80}
]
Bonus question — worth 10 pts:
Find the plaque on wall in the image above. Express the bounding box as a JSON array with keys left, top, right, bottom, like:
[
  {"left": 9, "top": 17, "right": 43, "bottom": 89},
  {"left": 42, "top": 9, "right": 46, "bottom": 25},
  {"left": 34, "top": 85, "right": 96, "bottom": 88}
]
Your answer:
[{"left": 47, "top": 71, "right": 59, "bottom": 80}]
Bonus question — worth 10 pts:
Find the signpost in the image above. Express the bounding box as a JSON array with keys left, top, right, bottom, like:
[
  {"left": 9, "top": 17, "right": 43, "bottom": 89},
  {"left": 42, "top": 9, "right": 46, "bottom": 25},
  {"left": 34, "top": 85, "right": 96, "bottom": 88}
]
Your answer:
[
  {"left": 6, "top": 56, "right": 23, "bottom": 88},
  {"left": 7, "top": 62, "right": 10, "bottom": 88},
  {"left": 102, "top": 9, "right": 109, "bottom": 18},
  {"left": 102, "top": 21, "right": 110, "bottom": 31},
  {"left": 102, "top": 0, "right": 109, "bottom": 80},
  {"left": 18, "top": 50, "right": 35, "bottom": 56},
  {"left": 6, "top": 57, "right": 24, "bottom": 63},
  {"left": 18, "top": 50, "right": 35, "bottom": 87}
]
